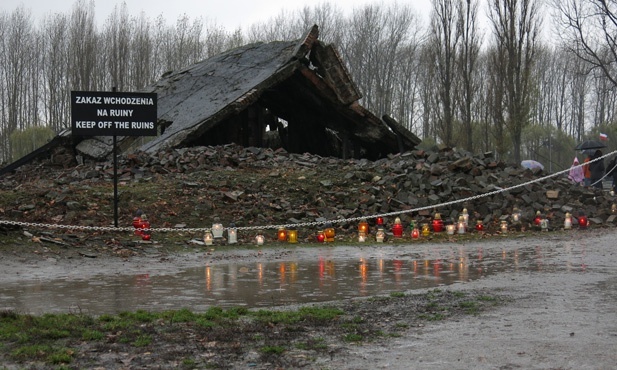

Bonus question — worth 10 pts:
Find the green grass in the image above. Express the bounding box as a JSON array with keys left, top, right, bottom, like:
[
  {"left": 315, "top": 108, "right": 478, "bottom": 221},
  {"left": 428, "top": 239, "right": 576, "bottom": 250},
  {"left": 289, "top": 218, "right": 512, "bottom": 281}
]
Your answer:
[
  {"left": 343, "top": 333, "right": 363, "bottom": 342},
  {"left": 260, "top": 345, "right": 286, "bottom": 355},
  {"left": 251, "top": 306, "right": 343, "bottom": 325},
  {"left": 0, "top": 305, "right": 344, "bottom": 366},
  {"left": 132, "top": 334, "right": 152, "bottom": 347},
  {"left": 296, "top": 337, "right": 327, "bottom": 350},
  {"left": 419, "top": 313, "right": 446, "bottom": 321},
  {"left": 478, "top": 295, "right": 498, "bottom": 301},
  {"left": 0, "top": 290, "right": 502, "bottom": 366}
]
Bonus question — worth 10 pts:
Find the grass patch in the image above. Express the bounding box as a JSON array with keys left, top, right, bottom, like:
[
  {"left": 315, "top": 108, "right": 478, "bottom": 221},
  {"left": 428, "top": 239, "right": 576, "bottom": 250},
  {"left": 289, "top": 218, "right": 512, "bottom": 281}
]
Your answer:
[
  {"left": 343, "top": 333, "right": 363, "bottom": 342},
  {"left": 251, "top": 306, "right": 343, "bottom": 325},
  {"left": 478, "top": 295, "right": 498, "bottom": 301},
  {"left": 419, "top": 313, "right": 446, "bottom": 321},
  {"left": 132, "top": 334, "right": 152, "bottom": 347},
  {"left": 260, "top": 345, "right": 286, "bottom": 355},
  {"left": 296, "top": 337, "right": 327, "bottom": 351},
  {"left": 81, "top": 329, "right": 104, "bottom": 341},
  {"left": 460, "top": 301, "right": 480, "bottom": 314},
  {"left": 0, "top": 291, "right": 503, "bottom": 367}
]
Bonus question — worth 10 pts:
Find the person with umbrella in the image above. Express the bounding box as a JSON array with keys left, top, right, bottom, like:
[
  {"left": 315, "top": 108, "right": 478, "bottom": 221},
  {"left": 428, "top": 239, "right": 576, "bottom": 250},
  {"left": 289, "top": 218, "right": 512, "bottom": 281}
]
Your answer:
[
  {"left": 589, "top": 149, "right": 605, "bottom": 189},
  {"left": 576, "top": 140, "right": 607, "bottom": 187}
]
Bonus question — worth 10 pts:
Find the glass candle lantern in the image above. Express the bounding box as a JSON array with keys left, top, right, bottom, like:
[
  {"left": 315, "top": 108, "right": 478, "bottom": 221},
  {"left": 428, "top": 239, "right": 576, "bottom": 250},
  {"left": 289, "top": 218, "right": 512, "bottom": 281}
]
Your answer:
[
  {"left": 392, "top": 217, "right": 404, "bottom": 238},
  {"left": 287, "top": 229, "right": 298, "bottom": 243},
  {"left": 255, "top": 234, "right": 265, "bottom": 245},
  {"left": 324, "top": 224, "right": 335, "bottom": 242},
  {"left": 500, "top": 220, "right": 508, "bottom": 233},
  {"left": 512, "top": 207, "right": 521, "bottom": 223},
  {"left": 358, "top": 231, "right": 367, "bottom": 242},
  {"left": 376, "top": 217, "right": 384, "bottom": 226},
  {"left": 212, "top": 222, "right": 224, "bottom": 238},
  {"left": 540, "top": 218, "right": 549, "bottom": 231},
  {"left": 411, "top": 227, "right": 420, "bottom": 239},
  {"left": 457, "top": 216, "right": 466, "bottom": 234},
  {"left": 227, "top": 223, "right": 237, "bottom": 244},
  {"left": 564, "top": 213, "right": 572, "bottom": 229},
  {"left": 533, "top": 211, "right": 542, "bottom": 226},
  {"left": 578, "top": 214, "right": 588, "bottom": 229},
  {"left": 421, "top": 223, "right": 431, "bottom": 237},
  {"left": 446, "top": 224, "right": 455, "bottom": 235},
  {"left": 316, "top": 230, "right": 325, "bottom": 243},
  {"left": 461, "top": 208, "right": 469, "bottom": 227},
  {"left": 475, "top": 220, "right": 484, "bottom": 231},
  {"left": 376, "top": 228, "right": 385, "bottom": 242},
  {"left": 432, "top": 213, "right": 444, "bottom": 233},
  {"left": 612, "top": 204, "right": 617, "bottom": 214},
  {"left": 358, "top": 219, "right": 369, "bottom": 235},
  {"left": 140, "top": 215, "right": 151, "bottom": 241},
  {"left": 277, "top": 227, "right": 287, "bottom": 242},
  {"left": 132, "top": 212, "right": 143, "bottom": 236},
  {"left": 204, "top": 230, "right": 213, "bottom": 246}
]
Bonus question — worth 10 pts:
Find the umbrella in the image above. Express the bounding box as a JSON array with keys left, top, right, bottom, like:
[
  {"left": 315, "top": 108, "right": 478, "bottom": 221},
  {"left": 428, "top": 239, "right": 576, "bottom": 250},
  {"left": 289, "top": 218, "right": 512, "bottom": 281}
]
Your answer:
[
  {"left": 521, "top": 160, "right": 544, "bottom": 170},
  {"left": 575, "top": 140, "right": 606, "bottom": 151}
]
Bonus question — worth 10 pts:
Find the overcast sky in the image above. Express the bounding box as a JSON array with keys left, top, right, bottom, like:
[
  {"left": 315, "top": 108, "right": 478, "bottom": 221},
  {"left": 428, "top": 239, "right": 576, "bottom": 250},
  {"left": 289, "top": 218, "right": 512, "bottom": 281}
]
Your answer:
[{"left": 3, "top": 0, "right": 439, "bottom": 30}]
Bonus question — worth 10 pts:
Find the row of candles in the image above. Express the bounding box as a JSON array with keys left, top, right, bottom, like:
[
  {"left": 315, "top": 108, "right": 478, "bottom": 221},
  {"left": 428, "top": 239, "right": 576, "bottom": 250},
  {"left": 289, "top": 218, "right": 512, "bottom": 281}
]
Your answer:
[
  {"left": 132, "top": 205, "right": 606, "bottom": 244},
  {"left": 203, "top": 208, "right": 592, "bottom": 245}
]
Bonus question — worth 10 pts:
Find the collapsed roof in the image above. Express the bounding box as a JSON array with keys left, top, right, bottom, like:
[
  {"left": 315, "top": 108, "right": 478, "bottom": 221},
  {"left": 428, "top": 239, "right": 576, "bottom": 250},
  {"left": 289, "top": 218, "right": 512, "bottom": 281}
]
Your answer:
[{"left": 77, "top": 24, "right": 419, "bottom": 161}]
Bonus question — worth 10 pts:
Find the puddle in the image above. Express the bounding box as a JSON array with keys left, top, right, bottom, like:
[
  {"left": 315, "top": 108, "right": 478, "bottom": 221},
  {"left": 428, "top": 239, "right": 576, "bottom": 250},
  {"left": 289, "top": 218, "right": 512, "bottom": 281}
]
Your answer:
[{"left": 0, "top": 243, "right": 588, "bottom": 315}]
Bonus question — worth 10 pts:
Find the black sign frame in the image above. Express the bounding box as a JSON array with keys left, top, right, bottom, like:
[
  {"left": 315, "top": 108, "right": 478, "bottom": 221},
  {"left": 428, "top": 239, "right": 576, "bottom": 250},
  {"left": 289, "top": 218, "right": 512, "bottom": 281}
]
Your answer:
[
  {"left": 71, "top": 90, "right": 158, "bottom": 228},
  {"left": 71, "top": 91, "right": 157, "bottom": 137}
]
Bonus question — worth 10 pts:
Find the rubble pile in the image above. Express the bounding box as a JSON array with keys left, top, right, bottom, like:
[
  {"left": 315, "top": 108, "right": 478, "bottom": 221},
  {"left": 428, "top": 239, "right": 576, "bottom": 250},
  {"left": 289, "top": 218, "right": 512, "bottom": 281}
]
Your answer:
[{"left": 1, "top": 143, "right": 615, "bottom": 238}]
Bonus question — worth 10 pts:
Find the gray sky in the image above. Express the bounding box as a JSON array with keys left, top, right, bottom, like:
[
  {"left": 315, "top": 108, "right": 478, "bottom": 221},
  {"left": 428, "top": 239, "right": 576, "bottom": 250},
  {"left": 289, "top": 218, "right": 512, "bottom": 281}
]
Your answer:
[{"left": 4, "top": 0, "right": 437, "bottom": 30}]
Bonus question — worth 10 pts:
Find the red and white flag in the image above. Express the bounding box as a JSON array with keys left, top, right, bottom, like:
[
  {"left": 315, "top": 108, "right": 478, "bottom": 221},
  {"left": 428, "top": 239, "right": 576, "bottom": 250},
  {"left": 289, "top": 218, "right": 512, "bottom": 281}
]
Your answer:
[{"left": 600, "top": 133, "right": 608, "bottom": 141}]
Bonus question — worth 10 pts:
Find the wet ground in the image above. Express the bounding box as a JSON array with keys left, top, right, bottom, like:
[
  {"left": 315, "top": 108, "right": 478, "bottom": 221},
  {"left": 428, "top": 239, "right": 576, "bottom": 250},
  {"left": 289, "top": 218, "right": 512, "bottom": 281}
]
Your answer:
[
  {"left": 0, "top": 235, "right": 585, "bottom": 315},
  {"left": 1, "top": 229, "right": 616, "bottom": 369}
]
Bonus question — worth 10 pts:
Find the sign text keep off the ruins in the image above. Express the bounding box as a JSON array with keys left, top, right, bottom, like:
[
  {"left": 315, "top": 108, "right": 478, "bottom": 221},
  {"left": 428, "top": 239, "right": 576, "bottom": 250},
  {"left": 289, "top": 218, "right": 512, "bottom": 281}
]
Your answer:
[{"left": 71, "top": 91, "right": 157, "bottom": 136}]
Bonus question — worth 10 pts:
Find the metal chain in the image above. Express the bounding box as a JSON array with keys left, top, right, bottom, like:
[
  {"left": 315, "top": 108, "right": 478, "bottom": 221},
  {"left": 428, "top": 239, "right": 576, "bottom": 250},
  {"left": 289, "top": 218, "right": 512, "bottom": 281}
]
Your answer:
[{"left": 2, "top": 149, "right": 616, "bottom": 234}]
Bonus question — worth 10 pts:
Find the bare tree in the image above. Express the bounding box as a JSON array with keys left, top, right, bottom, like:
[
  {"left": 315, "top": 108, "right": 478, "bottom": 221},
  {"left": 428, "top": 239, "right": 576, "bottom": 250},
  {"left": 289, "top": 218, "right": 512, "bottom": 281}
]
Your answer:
[
  {"left": 41, "top": 13, "right": 70, "bottom": 131},
  {"left": 0, "top": 6, "right": 35, "bottom": 161},
  {"left": 418, "top": 43, "right": 438, "bottom": 141},
  {"left": 392, "top": 34, "right": 424, "bottom": 132},
  {"left": 553, "top": 0, "right": 617, "bottom": 88},
  {"left": 103, "top": 3, "right": 132, "bottom": 91},
  {"left": 294, "top": 3, "right": 345, "bottom": 45},
  {"left": 129, "top": 12, "right": 155, "bottom": 90},
  {"left": 0, "top": 11, "right": 8, "bottom": 161},
  {"left": 568, "top": 56, "right": 589, "bottom": 139},
  {"left": 487, "top": 0, "right": 541, "bottom": 163},
  {"left": 428, "top": 0, "right": 461, "bottom": 148},
  {"left": 246, "top": 10, "right": 300, "bottom": 43},
  {"left": 457, "top": 0, "right": 482, "bottom": 152},
  {"left": 340, "top": 4, "right": 416, "bottom": 118},
  {"left": 68, "top": 0, "right": 99, "bottom": 91}
]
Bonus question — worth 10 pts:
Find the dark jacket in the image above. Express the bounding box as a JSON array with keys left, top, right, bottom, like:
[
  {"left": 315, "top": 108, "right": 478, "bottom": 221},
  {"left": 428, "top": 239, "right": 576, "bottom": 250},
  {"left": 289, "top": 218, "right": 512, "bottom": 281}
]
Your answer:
[
  {"left": 589, "top": 152, "right": 605, "bottom": 185},
  {"left": 607, "top": 157, "right": 617, "bottom": 182}
]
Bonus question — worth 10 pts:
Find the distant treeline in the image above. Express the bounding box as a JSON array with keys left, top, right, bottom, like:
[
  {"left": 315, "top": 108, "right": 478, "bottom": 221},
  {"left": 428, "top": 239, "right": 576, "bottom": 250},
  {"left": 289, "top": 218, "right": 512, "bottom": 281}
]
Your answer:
[{"left": 1, "top": 0, "right": 616, "bottom": 170}]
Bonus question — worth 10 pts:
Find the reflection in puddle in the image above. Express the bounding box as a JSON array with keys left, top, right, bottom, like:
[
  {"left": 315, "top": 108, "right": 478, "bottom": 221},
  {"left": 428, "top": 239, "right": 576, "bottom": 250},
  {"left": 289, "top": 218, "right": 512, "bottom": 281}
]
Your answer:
[{"left": 0, "top": 242, "right": 587, "bottom": 315}]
